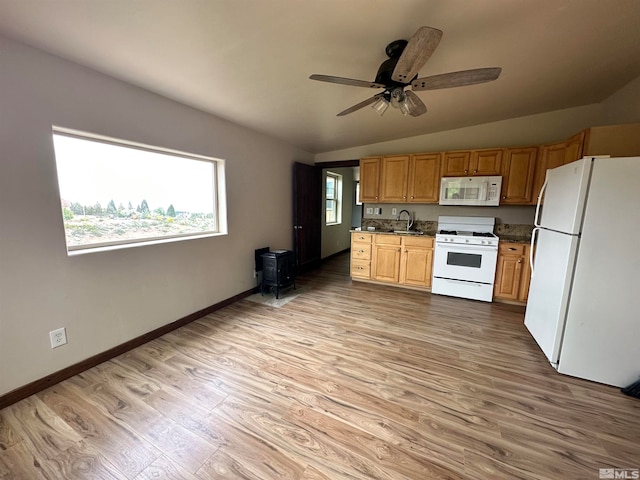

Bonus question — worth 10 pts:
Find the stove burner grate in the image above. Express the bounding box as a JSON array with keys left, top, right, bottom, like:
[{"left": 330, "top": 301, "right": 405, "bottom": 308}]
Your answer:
[{"left": 439, "top": 230, "right": 457, "bottom": 235}]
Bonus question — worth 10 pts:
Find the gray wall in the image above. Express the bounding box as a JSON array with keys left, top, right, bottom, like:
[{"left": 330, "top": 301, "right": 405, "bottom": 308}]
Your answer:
[
  {"left": 321, "top": 167, "right": 354, "bottom": 258},
  {"left": 0, "top": 35, "right": 313, "bottom": 396}
]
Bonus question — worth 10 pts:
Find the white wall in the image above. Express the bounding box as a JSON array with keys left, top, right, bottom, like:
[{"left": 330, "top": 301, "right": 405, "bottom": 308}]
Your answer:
[
  {"left": 321, "top": 167, "right": 354, "bottom": 258},
  {"left": 0, "top": 36, "right": 313, "bottom": 396}
]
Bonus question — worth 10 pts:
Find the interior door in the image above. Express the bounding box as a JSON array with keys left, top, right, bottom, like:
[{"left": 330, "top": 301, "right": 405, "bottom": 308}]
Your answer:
[{"left": 293, "top": 162, "right": 321, "bottom": 273}]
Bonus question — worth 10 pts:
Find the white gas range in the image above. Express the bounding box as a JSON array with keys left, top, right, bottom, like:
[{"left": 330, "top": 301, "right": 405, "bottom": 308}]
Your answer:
[{"left": 432, "top": 216, "right": 499, "bottom": 302}]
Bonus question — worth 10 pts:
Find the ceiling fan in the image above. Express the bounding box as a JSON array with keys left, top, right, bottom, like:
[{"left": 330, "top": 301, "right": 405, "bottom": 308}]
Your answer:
[{"left": 310, "top": 26, "right": 502, "bottom": 117}]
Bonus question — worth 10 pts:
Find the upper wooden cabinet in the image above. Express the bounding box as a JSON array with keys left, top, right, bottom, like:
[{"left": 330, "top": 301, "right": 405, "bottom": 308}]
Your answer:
[
  {"left": 408, "top": 153, "right": 441, "bottom": 203},
  {"left": 360, "top": 123, "right": 640, "bottom": 206},
  {"left": 379, "top": 155, "right": 410, "bottom": 202},
  {"left": 531, "top": 131, "right": 585, "bottom": 204},
  {"left": 359, "top": 156, "right": 381, "bottom": 202},
  {"left": 500, "top": 147, "right": 537, "bottom": 204},
  {"left": 471, "top": 148, "right": 504, "bottom": 176},
  {"left": 441, "top": 151, "right": 471, "bottom": 176},
  {"left": 441, "top": 149, "right": 503, "bottom": 177},
  {"left": 360, "top": 153, "right": 441, "bottom": 204}
]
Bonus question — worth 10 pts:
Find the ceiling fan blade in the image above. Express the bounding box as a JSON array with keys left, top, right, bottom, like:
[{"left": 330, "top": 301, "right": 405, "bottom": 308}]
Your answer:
[
  {"left": 391, "top": 26, "right": 443, "bottom": 84},
  {"left": 309, "top": 74, "right": 385, "bottom": 89},
  {"left": 337, "top": 94, "right": 384, "bottom": 116},
  {"left": 404, "top": 90, "right": 427, "bottom": 117},
  {"left": 411, "top": 67, "right": 502, "bottom": 91}
]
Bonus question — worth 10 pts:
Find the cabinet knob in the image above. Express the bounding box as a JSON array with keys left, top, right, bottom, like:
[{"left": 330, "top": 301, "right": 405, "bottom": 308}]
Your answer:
[
  {"left": 464, "top": 170, "right": 468, "bottom": 174},
  {"left": 502, "top": 195, "right": 507, "bottom": 199},
  {"left": 473, "top": 169, "right": 477, "bottom": 174},
  {"left": 411, "top": 196, "right": 414, "bottom": 199},
  {"left": 509, "top": 247, "right": 517, "bottom": 251},
  {"left": 358, "top": 249, "right": 364, "bottom": 253}
]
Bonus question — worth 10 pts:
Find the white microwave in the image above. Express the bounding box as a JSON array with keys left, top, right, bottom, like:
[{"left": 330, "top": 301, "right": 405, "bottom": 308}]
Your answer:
[{"left": 439, "top": 176, "right": 502, "bottom": 206}]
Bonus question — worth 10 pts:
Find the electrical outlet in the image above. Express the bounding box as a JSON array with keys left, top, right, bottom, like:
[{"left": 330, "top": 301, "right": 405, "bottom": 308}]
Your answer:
[
  {"left": 374, "top": 208, "right": 382, "bottom": 215},
  {"left": 391, "top": 208, "right": 397, "bottom": 216},
  {"left": 49, "top": 327, "right": 67, "bottom": 348},
  {"left": 366, "top": 207, "right": 373, "bottom": 214}
]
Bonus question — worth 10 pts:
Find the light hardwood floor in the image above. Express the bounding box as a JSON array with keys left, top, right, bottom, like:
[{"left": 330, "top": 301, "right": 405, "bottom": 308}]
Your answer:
[{"left": 1, "top": 252, "right": 639, "bottom": 479}]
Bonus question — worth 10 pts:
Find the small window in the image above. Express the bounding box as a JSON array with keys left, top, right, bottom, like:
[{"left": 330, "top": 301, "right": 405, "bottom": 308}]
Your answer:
[
  {"left": 52, "top": 127, "right": 227, "bottom": 254},
  {"left": 325, "top": 171, "right": 342, "bottom": 225}
]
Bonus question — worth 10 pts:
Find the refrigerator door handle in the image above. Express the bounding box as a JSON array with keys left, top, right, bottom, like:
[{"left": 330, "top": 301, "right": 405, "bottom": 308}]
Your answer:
[
  {"left": 530, "top": 227, "right": 540, "bottom": 271},
  {"left": 534, "top": 177, "right": 548, "bottom": 228}
]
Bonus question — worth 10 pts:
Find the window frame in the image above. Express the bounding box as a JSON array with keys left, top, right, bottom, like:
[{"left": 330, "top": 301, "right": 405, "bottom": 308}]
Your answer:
[
  {"left": 325, "top": 171, "right": 342, "bottom": 226},
  {"left": 52, "top": 126, "right": 227, "bottom": 255}
]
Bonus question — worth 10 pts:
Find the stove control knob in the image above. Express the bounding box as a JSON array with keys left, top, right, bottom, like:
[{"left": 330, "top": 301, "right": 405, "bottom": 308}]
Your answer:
[{"left": 465, "top": 239, "right": 469, "bottom": 243}]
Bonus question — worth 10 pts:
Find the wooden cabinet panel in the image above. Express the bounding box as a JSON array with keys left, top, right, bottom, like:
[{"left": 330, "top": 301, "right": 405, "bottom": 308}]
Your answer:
[
  {"left": 372, "top": 244, "right": 402, "bottom": 283},
  {"left": 494, "top": 243, "right": 530, "bottom": 303},
  {"left": 400, "top": 246, "right": 433, "bottom": 287},
  {"left": 408, "top": 153, "right": 440, "bottom": 203},
  {"left": 359, "top": 157, "right": 381, "bottom": 202},
  {"left": 350, "top": 233, "right": 372, "bottom": 280},
  {"left": 532, "top": 142, "right": 569, "bottom": 204},
  {"left": 379, "top": 155, "right": 410, "bottom": 202},
  {"left": 564, "top": 131, "right": 585, "bottom": 164},
  {"left": 441, "top": 151, "right": 471, "bottom": 176},
  {"left": 501, "top": 147, "right": 537, "bottom": 204},
  {"left": 518, "top": 245, "right": 532, "bottom": 302},
  {"left": 470, "top": 149, "right": 503, "bottom": 176},
  {"left": 350, "top": 260, "right": 371, "bottom": 279},
  {"left": 351, "top": 243, "right": 371, "bottom": 260}
]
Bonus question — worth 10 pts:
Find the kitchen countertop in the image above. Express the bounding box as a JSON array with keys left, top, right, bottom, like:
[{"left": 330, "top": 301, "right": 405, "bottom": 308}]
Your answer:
[
  {"left": 351, "top": 228, "right": 436, "bottom": 237},
  {"left": 352, "top": 229, "right": 531, "bottom": 243}
]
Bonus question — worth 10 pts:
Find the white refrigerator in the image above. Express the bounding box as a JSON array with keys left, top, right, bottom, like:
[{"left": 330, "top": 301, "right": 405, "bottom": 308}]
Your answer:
[{"left": 524, "top": 156, "right": 640, "bottom": 388}]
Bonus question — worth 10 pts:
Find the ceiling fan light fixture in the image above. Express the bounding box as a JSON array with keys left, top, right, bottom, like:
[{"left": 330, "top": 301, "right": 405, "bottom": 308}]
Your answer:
[
  {"left": 371, "top": 97, "right": 389, "bottom": 116},
  {"left": 400, "top": 93, "right": 420, "bottom": 116}
]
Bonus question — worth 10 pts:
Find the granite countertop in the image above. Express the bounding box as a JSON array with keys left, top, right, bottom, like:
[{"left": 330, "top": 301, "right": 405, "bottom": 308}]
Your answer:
[{"left": 351, "top": 228, "right": 436, "bottom": 237}]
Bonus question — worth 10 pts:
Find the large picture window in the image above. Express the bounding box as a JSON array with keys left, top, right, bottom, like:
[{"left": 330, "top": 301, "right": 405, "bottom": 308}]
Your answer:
[
  {"left": 52, "top": 127, "right": 227, "bottom": 253},
  {"left": 325, "top": 171, "right": 342, "bottom": 225}
]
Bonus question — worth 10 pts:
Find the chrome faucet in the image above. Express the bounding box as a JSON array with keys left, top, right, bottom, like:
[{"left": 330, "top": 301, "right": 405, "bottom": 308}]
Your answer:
[{"left": 397, "top": 209, "right": 413, "bottom": 231}]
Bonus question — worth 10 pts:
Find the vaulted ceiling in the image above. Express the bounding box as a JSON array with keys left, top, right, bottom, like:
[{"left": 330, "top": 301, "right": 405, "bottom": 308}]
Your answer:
[{"left": 0, "top": 0, "right": 639, "bottom": 153}]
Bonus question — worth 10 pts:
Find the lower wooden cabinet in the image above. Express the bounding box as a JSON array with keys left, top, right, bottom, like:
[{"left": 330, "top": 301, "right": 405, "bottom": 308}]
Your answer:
[
  {"left": 493, "top": 242, "right": 532, "bottom": 303},
  {"left": 372, "top": 235, "right": 402, "bottom": 283},
  {"left": 400, "top": 237, "right": 434, "bottom": 288},
  {"left": 351, "top": 233, "right": 434, "bottom": 290},
  {"left": 350, "top": 233, "right": 373, "bottom": 279}
]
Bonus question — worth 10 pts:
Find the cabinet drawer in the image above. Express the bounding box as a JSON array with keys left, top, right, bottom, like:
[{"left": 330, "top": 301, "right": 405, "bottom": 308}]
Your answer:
[
  {"left": 350, "top": 260, "right": 371, "bottom": 278},
  {"left": 402, "top": 236, "right": 434, "bottom": 248},
  {"left": 351, "top": 243, "right": 372, "bottom": 260},
  {"left": 498, "top": 243, "right": 526, "bottom": 255},
  {"left": 351, "top": 232, "right": 372, "bottom": 243},
  {"left": 375, "top": 235, "right": 402, "bottom": 246}
]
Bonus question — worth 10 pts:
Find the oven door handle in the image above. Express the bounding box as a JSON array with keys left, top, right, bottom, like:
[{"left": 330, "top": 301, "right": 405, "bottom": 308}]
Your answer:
[{"left": 436, "top": 243, "right": 497, "bottom": 252}]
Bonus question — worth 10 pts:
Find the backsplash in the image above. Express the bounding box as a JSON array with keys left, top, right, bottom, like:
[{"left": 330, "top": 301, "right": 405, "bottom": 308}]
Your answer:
[
  {"left": 360, "top": 218, "right": 533, "bottom": 241},
  {"left": 495, "top": 223, "right": 534, "bottom": 241},
  {"left": 360, "top": 219, "right": 437, "bottom": 234}
]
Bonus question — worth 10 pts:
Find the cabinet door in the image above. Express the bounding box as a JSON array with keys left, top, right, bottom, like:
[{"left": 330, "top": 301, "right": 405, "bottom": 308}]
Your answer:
[
  {"left": 372, "top": 244, "right": 401, "bottom": 283},
  {"left": 441, "top": 151, "right": 471, "bottom": 176},
  {"left": 379, "top": 155, "right": 410, "bottom": 202},
  {"left": 470, "top": 149, "right": 503, "bottom": 176},
  {"left": 400, "top": 247, "right": 433, "bottom": 287},
  {"left": 500, "top": 147, "right": 537, "bottom": 204},
  {"left": 518, "top": 245, "right": 532, "bottom": 302},
  {"left": 360, "top": 157, "right": 381, "bottom": 202},
  {"left": 531, "top": 142, "right": 567, "bottom": 204},
  {"left": 494, "top": 255, "right": 523, "bottom": 300},
  {"left": 564, "top": 131, "right": 585, "bottom": 164},
  {"left": 408, "top": 153, "right": 441, "bottom": 203}
]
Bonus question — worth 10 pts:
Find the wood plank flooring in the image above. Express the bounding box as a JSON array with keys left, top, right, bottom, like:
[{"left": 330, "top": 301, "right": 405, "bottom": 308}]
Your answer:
[{"left": 1, "top": 252, "right": 639, "bottom": 479}]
